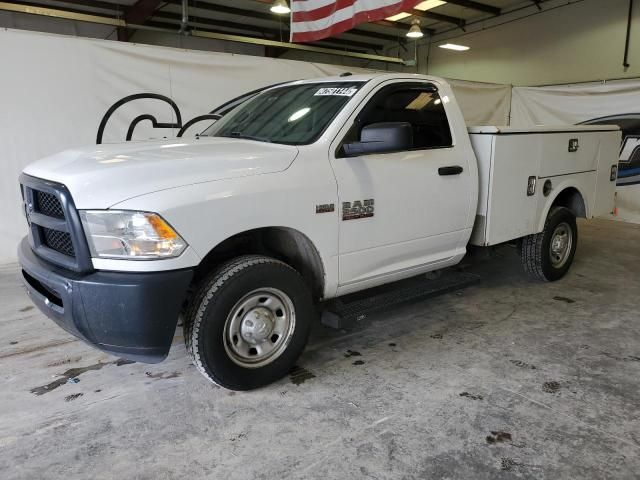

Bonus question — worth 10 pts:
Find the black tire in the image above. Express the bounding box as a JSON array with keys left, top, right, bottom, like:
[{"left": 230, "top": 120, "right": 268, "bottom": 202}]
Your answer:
[
  {"left": 183, "top": 255, "right": 315, "bottom": 390},
  {"left": 520, "top": 206, "right": 578, "bottom": 282}
]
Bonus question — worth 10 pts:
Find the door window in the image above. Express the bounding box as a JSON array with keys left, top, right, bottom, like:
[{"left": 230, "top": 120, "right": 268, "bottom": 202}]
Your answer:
[{"left": 341, "top": 83, "right": 453, "bottom": 154}]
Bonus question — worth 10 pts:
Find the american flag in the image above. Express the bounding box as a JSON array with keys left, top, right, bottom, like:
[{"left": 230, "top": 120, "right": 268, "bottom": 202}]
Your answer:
[{"left": 290, "top": 0, "right": 422, "bottom": 43}]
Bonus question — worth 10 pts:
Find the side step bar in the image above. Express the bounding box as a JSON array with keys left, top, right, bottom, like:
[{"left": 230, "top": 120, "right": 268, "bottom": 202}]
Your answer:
[{"left": 321, "top": 269, "right": 481, "bottom": 329}]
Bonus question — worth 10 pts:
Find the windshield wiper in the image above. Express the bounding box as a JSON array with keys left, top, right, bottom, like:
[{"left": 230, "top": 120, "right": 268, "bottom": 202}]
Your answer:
[{"left": 224, "top": 131, "right": 272, "bottom": 143}]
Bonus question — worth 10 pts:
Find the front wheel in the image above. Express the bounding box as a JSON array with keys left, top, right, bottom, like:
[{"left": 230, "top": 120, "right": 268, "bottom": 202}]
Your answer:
[
  {"left": 520, "top": 206, "right": 578, "bottom": 282},
  {"left": 184, "top": 255, "right": 315, "bottom": 390}
]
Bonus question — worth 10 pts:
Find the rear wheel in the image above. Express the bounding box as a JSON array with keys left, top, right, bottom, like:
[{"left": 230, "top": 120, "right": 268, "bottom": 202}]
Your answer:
[
  {"left": 184, "top": 255, "right": 315, "bottom": 390},
  {"left": 520, "top": 206, "right": 578, "bottom": 282}
]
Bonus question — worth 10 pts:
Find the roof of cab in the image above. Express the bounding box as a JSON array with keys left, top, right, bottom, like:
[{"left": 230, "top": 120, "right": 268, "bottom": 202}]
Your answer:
[{"left": 285, "top": 73, "right": 447, "bottom": 86}]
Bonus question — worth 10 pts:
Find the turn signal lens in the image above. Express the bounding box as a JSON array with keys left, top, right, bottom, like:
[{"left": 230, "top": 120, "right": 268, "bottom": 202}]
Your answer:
[{"left": 147, "top": 214, "right": 178, "bottom": 240}]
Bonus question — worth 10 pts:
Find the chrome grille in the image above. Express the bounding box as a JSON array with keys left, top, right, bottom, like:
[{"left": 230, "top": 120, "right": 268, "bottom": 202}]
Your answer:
[
  {"left": 36, "top": 191, "right": 64, "bottom": 218},
  {"left": 42, "top": 228, "right": 75, "bottom": 257}
]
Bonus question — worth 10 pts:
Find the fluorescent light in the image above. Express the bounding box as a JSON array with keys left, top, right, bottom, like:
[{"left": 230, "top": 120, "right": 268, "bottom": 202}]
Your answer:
[
  {"left": 415, "top": 0, "right": 447, "bottom": 11},
  {"left": 439, "top": 43, "right": 470, "bottom": 51},
  {"left": 386, "top": 12, "right": 411, "bottom": 21},
  {"left": 386, "top": 0, "right": 446, "bottom": 21}
]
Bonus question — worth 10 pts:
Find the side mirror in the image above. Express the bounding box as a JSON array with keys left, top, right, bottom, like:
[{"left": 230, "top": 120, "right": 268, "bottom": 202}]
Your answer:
[{"left": 343, "top": 122, "right": 413, "bottom": 156}]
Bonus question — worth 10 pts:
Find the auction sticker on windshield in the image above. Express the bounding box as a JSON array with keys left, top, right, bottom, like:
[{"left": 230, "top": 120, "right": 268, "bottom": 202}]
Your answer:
[{"left": 315, "top": 87, "right": 358, "bottom": 97}]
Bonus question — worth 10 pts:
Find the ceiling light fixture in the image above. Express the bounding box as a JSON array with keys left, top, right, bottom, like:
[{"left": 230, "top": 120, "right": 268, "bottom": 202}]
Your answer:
[
  {"left": 438, "top": 43, "right": 470, "bottom": 51},
  {"left": 270, "top": 0, "right": 291, "bottom": 15},
  {"left": 406, "top": 19, "right": 424, "bottom": 39}
]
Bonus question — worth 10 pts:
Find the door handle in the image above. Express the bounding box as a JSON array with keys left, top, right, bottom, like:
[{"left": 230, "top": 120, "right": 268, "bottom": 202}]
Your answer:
[{"left": 438, "top": 166, "right": 463, "bottom": 176}]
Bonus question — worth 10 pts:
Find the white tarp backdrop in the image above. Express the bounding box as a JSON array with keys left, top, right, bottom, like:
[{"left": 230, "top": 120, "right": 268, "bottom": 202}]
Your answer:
[
  {"left": 0, "top": 28, "right": 510, "bottom": 264},
  {"left": 512, "top": 80, "right": 640, "bottom": 224},
  {"left": 446, "top": 79, "right": 512, "bottom": 127}
]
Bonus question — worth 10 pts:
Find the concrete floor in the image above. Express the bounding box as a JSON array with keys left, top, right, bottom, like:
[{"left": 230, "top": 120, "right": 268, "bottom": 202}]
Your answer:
[{"left": 1, "top": 218, "right": 639, "bottom": 479}]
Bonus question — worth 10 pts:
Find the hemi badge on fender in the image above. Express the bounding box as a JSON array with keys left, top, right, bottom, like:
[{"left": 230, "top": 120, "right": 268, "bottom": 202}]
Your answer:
[{"left": 316, "top": 204, "right": 335, "bottom": 214}]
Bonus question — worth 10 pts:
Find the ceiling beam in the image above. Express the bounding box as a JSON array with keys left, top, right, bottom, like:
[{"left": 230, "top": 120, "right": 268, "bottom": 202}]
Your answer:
[
  {"left": 62, "top": 0, "right": 126, "bottom": 11},
  {"left": 0, "top": 0, "right": 124, "bottom": 24},
  {"left": 149, "top": 19, "right": 371, "bottom": 53},
  {"left": 0, "top": 1, "right": 403, "bottom": 62},
  {"left": 373, "top": 18, "right": 434, "bottom": 35},
  {"left": 251, "top": 0, "right": 433, "bottom": 36},
  {"left": 123, "top": 0, "right": 162, "bottom": 24},
  {"left": 7, "top": 0, "right": 113, "bottom": 16},
  {"left": 408, "top": 8, "right": 465, "bottom": 27},
  {"left": 172, "top": 0, "right": 404, "bottom": 44},
  {"left": 119, "top": 0, "right": 163, "bottom": 40},
  {"left": 150, "top": 11, "right": 384, "bottom": 50},
  {"left": 191, "top": 28, "right": 405, "bottom": 63},
  {"left": 444, "top": 0, "right": 501, "bottom": 16}
]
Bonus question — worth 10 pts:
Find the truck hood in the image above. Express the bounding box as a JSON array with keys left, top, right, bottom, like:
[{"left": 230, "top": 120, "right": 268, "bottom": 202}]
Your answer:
[{"left": 22, "top": 137, "right": 299, "bottom": 208}]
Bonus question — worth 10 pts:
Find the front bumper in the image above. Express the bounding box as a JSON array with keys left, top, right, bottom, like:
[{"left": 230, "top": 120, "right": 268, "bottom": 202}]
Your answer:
[{"left": 18, "top": 238, "right": 193, "bottom": 363}]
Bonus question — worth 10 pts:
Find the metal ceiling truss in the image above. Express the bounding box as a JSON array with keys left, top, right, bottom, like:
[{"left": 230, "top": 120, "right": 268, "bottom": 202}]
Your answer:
[
  {"left": 0, "top": 0, "right": 406, "bottom": 63},
  {"left": 164, "top": 0, "right": 409, "bottom": 44},
  {"left": 445, "top": 0, "right": 501, "bottom": 16},
  {"left": 0, "top": 0, "right": 509, "bottom": 61}
]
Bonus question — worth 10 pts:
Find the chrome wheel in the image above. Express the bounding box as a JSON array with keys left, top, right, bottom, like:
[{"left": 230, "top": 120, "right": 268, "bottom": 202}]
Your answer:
[
  {"left": 223, "top": 288, "right": 296, "bottom": 368},
  {"left": 549, "top": 222, "right": 573, "bottom": 268}
]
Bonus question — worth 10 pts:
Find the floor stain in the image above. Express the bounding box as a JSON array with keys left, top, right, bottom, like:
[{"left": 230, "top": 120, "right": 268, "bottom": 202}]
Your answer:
[
  {"left": 64, "top": 393, "right": 83, "bottom": 402},
  {"left": 466, "top": 322, "right": 487, "bottom": 330},
  {"left": 542, "top": 381, "right": 561, "bottom": 393},
  {"left": 289, "top": 365, "right": 316, "bottom": 385},
  {"left": 0, "top": 338, "right": 78, "bottom": 360},
  {"left": 459, "top": 391, "right": 483, "bottom": 400},
  {"left": 344, "top": 349, "right": 362, "bottom": 358},
  {"left": 510, "top": 359, "right": 537, "bottom": 370},
  {"left": 115, "top": 359, "right": 135, "bottom": 366},
  {"left": 486, "top": 431, "right": 512, "bottom": 444},
  {"left": 601, "top": 351, "right": 640, "bottom": 362},
  {"left": 31, "top": 364, "right": 105, "bottom": 395},
  {"left": 353, "top": 360, "right": 365, "bottom": 366},
  {"left": 430, "top": 333, "right": 443, "bottom": 339},
  {"left": 47, "top": 356, "right": 82, "bottom": 367},
  {"left": 19, "top": 306, "right": 34, "bottom": 312},
  {"left": 31, "top": 358, "right": 135, "bottom": 396},
  {"left": 553, "top": 296, "right": 576, "bottom": 304},
  {"left": 145, "top": 371, "right": 181, "bottom": 379},
  {"left": 388, "top": 343, "right": 397, "bottom": 347},
  {"left": 9, "top": 341, "right": 18, "bottom": 345},
  {"left": 500, "top": 457, "right": 517, "bottom": 471}
]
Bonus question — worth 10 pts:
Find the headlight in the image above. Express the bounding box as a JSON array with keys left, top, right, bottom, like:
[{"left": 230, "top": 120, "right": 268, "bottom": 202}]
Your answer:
[{"left": 79, "top": 210, "right": 187, "bottom": 260}]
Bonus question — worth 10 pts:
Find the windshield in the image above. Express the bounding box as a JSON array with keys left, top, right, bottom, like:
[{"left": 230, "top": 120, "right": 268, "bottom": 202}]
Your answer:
[{"left": 201, "top": 82, "right": 364, "bottom": 145}]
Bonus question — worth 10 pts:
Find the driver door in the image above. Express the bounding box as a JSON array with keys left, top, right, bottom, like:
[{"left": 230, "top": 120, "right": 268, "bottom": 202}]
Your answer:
[{"left": 330, "top": 81, "right": 473, "bottom": 293}]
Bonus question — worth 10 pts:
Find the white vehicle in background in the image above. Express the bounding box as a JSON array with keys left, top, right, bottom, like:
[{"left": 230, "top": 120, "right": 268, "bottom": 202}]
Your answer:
[{"left": 18, "top": 73, "right": 620, "bottom": 390}]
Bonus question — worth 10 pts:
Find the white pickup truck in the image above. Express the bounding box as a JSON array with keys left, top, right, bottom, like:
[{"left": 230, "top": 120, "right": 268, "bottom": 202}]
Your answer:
[{"left": 18, "top": 73, "right": 620, "bottom": 390}]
